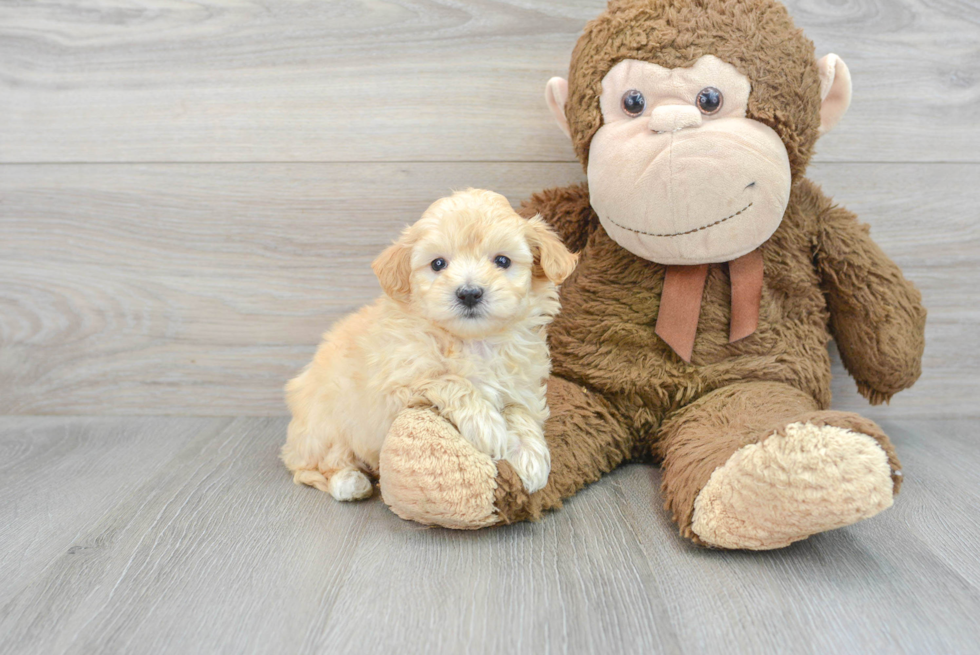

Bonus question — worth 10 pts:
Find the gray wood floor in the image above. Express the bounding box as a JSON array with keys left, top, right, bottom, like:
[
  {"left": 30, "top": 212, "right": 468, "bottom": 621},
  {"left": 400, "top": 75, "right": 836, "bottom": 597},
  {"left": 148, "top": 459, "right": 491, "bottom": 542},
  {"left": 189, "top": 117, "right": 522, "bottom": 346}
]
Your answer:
[
  {"left": 3, "top": 1, "right": 980, "bottom": 653},
  {"left": 1, "top": 416, "right": 978, "bottom": 654}
]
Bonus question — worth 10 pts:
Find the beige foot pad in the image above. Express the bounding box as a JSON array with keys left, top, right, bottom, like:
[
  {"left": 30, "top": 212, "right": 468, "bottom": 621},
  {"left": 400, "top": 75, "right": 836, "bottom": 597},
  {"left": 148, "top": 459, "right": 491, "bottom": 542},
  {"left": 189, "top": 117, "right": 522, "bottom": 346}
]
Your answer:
[
  {"left": 379, "top": 408, "right": 501, "bottom": 530},
  {"left": 692, "top": 422, "right": 895, "bottom": 550}
]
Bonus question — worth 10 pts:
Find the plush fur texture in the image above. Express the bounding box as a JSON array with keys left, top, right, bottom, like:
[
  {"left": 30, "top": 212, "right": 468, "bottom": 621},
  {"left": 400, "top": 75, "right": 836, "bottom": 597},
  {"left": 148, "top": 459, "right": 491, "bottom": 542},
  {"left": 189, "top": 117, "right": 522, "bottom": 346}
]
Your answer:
[
  {"left": 566, "top": 0, "right": 824, "bottom": 179},
  {"left": 282, "top": 189, "right": 576, "bottom": 499},
  {"left": 377, "top": 0, "right": 927, "bottom": 549},
  {"left": 586, "top": 55, "right": 793, "bottom": 265},
  {"left": 380, "top": 408, "right": 500, "bottom": 529},
  {"left": 691, "top": 421, "right": 895, "bottom": 550}
]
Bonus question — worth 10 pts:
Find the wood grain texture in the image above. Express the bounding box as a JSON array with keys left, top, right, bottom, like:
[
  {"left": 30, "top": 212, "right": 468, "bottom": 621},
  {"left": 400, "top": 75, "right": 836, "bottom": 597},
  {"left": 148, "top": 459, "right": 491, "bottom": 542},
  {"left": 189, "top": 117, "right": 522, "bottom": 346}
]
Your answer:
[
  {"left": 0, "top": 416, "right": 230, "bottom": 596},
  {"left": 0, "top": 416, "right": 977, "bottom": 654},
  {"left": 2, "top": 3, "right": 976, "bottom": 652},
  {"left": 0, "top": 0, "right": 977, "bottom": 164},
  {"left": 2, "top": 162, "right": 975, "bottom": 417}
]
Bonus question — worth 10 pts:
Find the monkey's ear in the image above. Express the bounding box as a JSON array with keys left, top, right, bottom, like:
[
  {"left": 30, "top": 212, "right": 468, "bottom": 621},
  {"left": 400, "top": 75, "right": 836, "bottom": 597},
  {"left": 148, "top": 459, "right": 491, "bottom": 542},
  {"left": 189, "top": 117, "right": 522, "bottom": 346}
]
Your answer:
[
  {"left": 372, "top": 233, "right": 415, "bottom": 303},
  {"left": 545, "top": 77, "right": 572, "bottom": 139},
  {"left": 526, "top": 216, "right": 578, "bottom": 284},
  {"left": 817, "top": 54, "right": 852, "bottom": 136}
]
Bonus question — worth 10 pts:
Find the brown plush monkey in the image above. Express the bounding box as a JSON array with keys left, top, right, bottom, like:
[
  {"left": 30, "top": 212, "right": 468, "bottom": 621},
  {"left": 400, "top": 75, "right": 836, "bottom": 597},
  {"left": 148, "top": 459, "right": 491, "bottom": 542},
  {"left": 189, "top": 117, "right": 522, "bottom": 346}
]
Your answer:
[{"left": 378, "top": 0, "right": 927, "bottom": 549}]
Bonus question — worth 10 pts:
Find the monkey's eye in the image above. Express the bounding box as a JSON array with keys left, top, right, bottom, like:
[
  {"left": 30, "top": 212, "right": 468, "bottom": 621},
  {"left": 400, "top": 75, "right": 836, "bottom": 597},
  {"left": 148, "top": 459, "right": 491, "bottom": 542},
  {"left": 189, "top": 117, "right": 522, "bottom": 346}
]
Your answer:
[
  {"left": 696, "top": 87, "right": 724, "bottom": 115},
  {"left": 493, "top": 255, "right": 511, "bottom": 269},
  {"left": 621, "top": 89, "right": 646, "bottom": 117},
  {"left": 431, "top": 258, "right": 448, "bottom": 272}
]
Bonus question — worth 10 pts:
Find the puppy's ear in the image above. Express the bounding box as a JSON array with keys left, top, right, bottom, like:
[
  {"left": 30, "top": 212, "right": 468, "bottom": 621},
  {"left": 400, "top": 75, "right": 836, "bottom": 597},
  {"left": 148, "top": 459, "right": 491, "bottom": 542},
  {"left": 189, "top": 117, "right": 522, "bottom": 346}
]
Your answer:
[
  {"left": 372, "top": 232, "right": 415, "bottom": 302},
  {"left": 526, "top": 216, "right": 578, "bottom": 285}
]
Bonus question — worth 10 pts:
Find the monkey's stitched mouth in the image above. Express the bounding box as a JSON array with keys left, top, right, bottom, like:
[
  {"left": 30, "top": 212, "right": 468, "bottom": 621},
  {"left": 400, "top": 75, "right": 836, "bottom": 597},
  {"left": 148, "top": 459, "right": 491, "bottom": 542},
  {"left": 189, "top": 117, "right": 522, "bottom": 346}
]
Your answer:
[{"left": 606, "top": 201, "right": 754, "bottom": 238}]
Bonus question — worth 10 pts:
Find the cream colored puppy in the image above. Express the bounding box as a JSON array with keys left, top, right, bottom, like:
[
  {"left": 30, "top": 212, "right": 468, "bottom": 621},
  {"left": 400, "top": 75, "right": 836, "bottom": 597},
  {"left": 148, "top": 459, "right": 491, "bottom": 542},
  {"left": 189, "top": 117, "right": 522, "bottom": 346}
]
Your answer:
[{"left": 282, "top": 189, "right": 577, "bottom": 501}]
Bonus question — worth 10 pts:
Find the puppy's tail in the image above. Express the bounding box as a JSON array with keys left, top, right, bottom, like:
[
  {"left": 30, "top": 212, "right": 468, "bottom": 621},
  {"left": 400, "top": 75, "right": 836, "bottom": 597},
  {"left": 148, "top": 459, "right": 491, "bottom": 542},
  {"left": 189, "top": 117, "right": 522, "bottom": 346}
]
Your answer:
[{"left": 292, "top": 469, "right": 332, "bottom": 494}]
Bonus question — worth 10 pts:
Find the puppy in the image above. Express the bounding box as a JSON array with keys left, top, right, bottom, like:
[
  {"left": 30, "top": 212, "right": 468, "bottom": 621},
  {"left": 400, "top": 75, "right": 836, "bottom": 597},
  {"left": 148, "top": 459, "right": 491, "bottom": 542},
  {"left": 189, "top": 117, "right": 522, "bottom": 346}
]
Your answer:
[{"left": 281, "top": 188, "right": 577, "bottom": 501}]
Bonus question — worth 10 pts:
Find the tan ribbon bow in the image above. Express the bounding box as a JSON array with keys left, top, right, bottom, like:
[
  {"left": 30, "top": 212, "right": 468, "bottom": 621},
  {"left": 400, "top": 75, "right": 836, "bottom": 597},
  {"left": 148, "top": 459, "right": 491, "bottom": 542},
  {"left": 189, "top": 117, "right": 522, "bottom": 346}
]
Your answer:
[{"left": 654, "top": 249, "right": 764, "bottom": 363}]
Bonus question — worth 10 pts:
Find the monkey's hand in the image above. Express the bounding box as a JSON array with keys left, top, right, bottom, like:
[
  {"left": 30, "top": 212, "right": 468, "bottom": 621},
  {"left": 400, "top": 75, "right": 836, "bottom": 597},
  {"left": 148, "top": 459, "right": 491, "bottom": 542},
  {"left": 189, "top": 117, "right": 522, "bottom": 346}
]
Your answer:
[
  {"left": 518, "top": 183, "right": 597, "bottom": 253},
  {"left": 814, "top": 200, "right": 927, "bottom": 405}
]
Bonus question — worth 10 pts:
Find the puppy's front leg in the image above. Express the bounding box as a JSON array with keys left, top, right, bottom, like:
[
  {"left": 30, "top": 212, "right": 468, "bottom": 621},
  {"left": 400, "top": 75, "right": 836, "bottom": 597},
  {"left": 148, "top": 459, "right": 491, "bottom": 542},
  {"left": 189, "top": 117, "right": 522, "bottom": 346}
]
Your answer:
[
  {"left": 415, "top": 378, "right": 510, "bottom": 460},
  {"left": 502, "top": 405, "right": 551, "bottom": 493}
]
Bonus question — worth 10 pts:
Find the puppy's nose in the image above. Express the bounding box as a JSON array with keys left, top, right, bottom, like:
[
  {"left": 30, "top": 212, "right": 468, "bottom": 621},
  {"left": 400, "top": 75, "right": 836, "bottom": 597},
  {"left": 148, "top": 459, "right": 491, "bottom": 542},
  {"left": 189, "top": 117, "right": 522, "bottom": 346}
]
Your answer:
[{"left": 456, "top": 286, "right": 484, "bottom": 308}]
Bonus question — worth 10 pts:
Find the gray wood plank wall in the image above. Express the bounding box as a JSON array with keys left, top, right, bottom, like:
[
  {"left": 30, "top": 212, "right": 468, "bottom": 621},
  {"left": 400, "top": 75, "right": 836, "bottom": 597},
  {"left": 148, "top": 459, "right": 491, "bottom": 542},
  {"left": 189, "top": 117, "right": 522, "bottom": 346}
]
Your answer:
[{"left": 2, "top": 0, "right": 978, "bottom": 417}]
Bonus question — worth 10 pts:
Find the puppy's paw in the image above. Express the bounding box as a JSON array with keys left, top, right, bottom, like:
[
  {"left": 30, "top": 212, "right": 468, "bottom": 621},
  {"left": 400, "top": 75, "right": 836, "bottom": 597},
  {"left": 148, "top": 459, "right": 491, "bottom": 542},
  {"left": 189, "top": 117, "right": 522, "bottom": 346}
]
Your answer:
[
  {"left": 328, "top": 468, "right": 374, "bottom": 502},
  {"left": 458, "top": 410, "right": 511, "bottom": 460},
  {"left": 507, "top": 438, "right": 551, "bottom": 494}
]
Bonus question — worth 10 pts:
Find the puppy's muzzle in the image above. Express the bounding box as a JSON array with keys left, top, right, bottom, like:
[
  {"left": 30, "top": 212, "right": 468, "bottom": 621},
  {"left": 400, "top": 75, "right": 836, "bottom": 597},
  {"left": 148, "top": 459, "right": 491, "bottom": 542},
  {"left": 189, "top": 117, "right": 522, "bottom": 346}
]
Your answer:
[{"left": 456, "top": 286, "right": 484, "bottom": 309}]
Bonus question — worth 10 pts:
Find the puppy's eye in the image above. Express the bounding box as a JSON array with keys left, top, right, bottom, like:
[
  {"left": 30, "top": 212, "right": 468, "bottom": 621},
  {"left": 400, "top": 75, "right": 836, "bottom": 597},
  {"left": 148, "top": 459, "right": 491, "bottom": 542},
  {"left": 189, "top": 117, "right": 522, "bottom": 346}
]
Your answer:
[
  {"left": 493, "top": 255, "right": 511, "bottom": 269},
  {"left": 696, "top": 87, "right": 723, "bottom": 115},
  {"left": 621, "top": 89, "right": 646, "bottom": 117},
  {"left": 431, "top": 258, "right": 447, "bottom": 272}
]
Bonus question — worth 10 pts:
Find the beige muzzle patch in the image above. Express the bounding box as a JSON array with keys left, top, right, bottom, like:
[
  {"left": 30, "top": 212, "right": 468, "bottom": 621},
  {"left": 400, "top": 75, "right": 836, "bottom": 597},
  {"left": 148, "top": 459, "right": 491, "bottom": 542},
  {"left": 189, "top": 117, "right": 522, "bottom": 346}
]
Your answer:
[{"left": 587, "top": 56, "right": 793, "bottom": 265}]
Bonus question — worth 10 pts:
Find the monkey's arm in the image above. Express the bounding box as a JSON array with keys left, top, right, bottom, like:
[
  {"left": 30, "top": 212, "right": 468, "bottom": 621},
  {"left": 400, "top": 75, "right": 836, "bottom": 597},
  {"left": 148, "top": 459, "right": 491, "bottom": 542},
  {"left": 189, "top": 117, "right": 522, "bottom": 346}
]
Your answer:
[
  {"left": 812, "top": 189, "right": 927, "bottom": 405},
  {"left": 519, "top": 183, "right": 598, "bottom": 252}
]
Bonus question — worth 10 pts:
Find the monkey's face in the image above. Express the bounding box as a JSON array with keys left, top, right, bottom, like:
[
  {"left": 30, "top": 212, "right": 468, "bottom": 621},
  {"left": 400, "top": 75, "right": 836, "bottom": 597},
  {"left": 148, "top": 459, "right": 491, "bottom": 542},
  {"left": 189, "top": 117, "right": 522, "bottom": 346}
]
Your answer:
[{"left": 586, "top": 55, "right": 791, "bottom": 265}]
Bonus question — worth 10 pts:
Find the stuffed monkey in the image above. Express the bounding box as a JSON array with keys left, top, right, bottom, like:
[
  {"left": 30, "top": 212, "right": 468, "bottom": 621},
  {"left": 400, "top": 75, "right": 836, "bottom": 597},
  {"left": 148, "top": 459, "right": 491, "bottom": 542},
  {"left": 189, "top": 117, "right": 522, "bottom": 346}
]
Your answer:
[{"left": 378, "top": 0, "right": 926, "bottom": 549}]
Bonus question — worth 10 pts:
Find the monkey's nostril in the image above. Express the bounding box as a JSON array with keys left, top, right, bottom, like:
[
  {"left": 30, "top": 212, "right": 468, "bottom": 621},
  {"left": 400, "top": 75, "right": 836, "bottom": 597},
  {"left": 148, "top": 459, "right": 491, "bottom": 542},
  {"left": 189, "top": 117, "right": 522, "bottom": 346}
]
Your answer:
[
  {"left": 745, "top": 182, "right": 757, "bottom": 189},
  {"left": 456, "top": 287, "right": 484, "bottom": 308}
]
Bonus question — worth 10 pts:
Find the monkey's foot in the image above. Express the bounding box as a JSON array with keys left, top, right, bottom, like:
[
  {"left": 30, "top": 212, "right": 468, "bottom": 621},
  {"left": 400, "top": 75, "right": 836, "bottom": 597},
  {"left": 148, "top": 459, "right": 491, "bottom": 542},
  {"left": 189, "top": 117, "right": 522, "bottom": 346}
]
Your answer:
[
  {"left": 379, "top": 408, "right": 501, "bottom": 529},
  {"left": 691, "top": 421, "right": 897, "bottom": 550}
]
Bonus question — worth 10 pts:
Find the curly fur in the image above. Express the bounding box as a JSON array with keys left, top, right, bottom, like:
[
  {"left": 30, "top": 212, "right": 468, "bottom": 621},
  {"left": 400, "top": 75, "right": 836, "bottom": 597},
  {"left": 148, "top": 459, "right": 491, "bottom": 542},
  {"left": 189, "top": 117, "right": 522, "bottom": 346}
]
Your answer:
[{"left": 282, "top": 189, "right": 576, "bottom": 499}]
